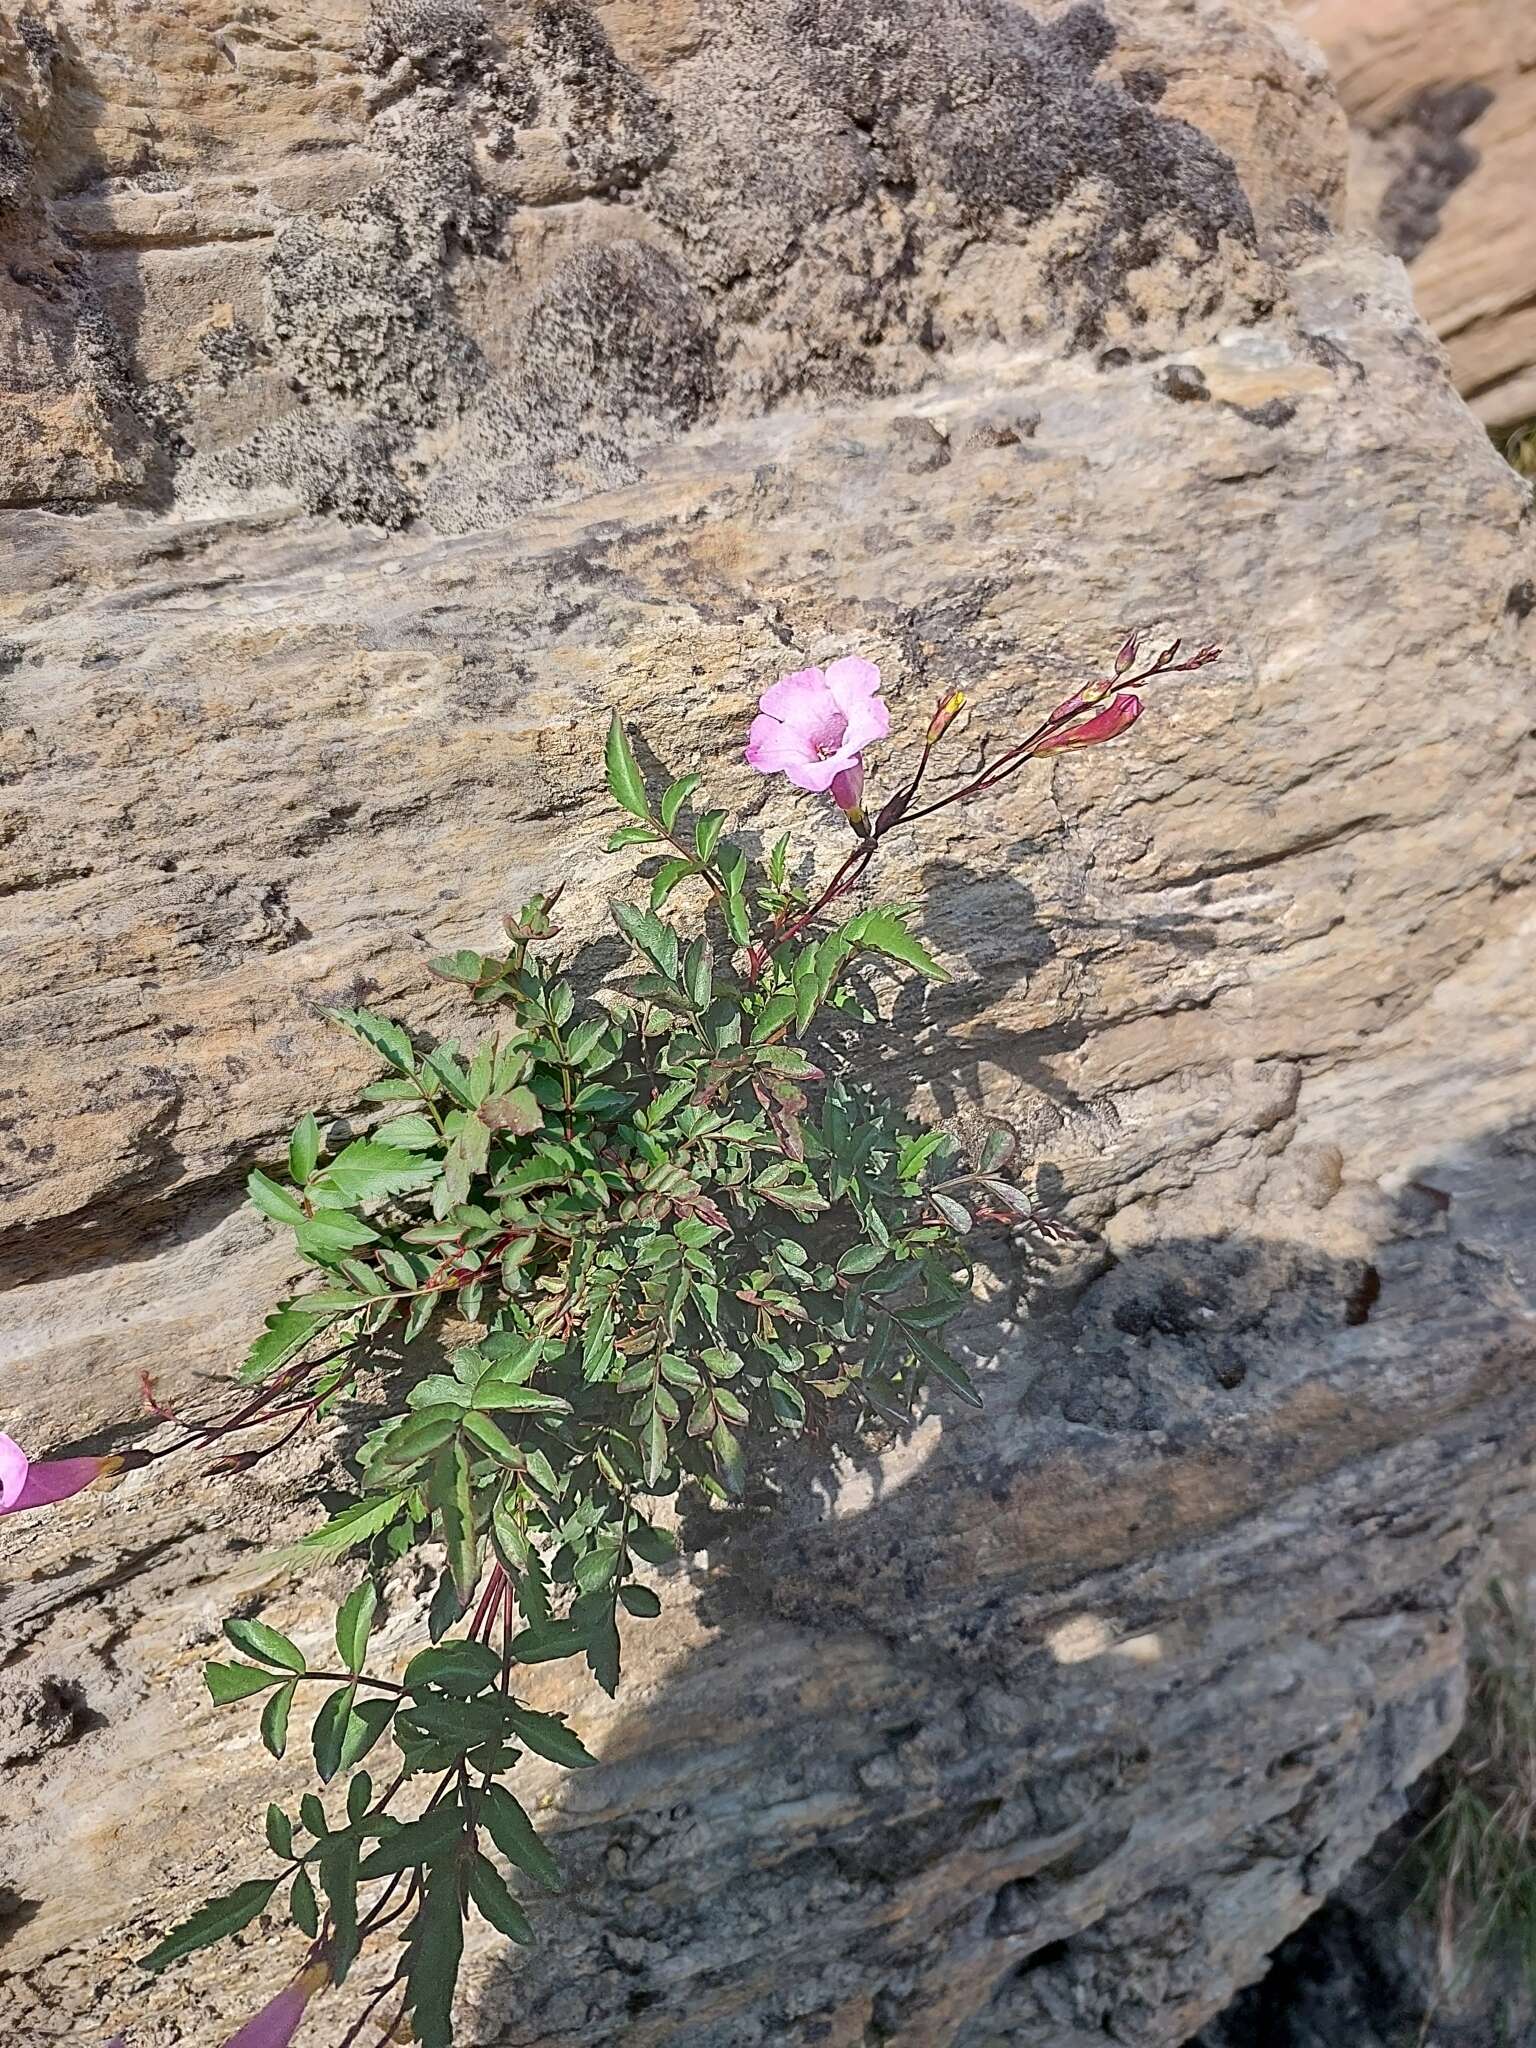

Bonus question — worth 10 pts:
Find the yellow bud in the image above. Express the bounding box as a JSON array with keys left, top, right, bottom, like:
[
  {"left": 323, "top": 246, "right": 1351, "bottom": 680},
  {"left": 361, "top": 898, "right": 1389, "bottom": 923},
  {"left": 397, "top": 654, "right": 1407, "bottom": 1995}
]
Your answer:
[{"left": 925, "top": 690, "right": 967, "bottom": 745}]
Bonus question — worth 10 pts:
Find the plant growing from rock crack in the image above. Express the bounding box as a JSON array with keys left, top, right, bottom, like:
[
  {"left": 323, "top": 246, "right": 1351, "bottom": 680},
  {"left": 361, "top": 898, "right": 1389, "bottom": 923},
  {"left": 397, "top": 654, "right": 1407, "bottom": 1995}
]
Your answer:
[{"left": 2, "top": 631, "right": 1217, "bottom": 2047}]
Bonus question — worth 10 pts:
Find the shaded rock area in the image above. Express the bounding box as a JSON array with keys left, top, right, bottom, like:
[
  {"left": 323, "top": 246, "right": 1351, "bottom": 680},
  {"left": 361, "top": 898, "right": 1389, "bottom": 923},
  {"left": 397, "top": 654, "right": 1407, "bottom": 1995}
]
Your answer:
[
  {"left": 2, "top": 3, "right": 1536, "bottom": 2046},
  {"left": 1193, "top": 1805, "right": 1532, "bottom": 2047}
]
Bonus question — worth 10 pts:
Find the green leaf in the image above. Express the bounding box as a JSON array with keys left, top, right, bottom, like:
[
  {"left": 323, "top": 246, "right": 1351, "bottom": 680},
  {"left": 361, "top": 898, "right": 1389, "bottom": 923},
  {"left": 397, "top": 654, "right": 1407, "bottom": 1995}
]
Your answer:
[
  {"left": 478, "top": 1087, "right": 543, "bottom": 1135},
  {"left": 406, "top": 1865, "right": 467, "bottom": 2048},
  {"left": 572, "top": 1543, "right": 620, "bottom": 1595},
  {"left": 462, "top": 1410, "right": 524, "bottom": 1464},
  {"left": 611, "top": 900, "right": 679, "bottom": 979},
  {"left": 510, "top": 1619, "right": 590, "bottom": 1664},
  {"left": 296, "top": 1494, "right": 407, "bottom": 1556},
  {"left": 659, "top": 772, "right": 701, "bottom": 832},
  {"left": 467, "top": 1851, "right": 536, "bottom": 1946},
  {"left": 405, "top": 1640, "right": 502, "bottom": 1697},
  {"left": 260, "top": 1680, "right": 296, "bottom": 1759},
  {"left": 506, "top": 1704, "right": 598, "bottom": 1768},
  {"left": 750, "top": 992, "right": 798, "bottom": 1044},
  {"left": 905, "top": 1325, "right": 984, "bottom": 1408},
  {"left": 239, "top": 1302, "right": 343, "bottom": 1385},
  {"left": 423, "top": 1045, "right": 475, "bottom": 1108},
  {"left": 222, "top": 1618, "right": 305, "bottom": 1673},
  {"left": 265, "top": 1804, "right": 294, "bottom": 1859},
  {"left": 429, "top": 949, "right": 489, "bottom": 987},
  {"left": 294, "top": 1212, "right": 380, "bottom": 1262},
  {"left": 930, "top": 1192, "right": 973, "bottom": 1234},
  {"left": 288, "top": 1113, "right": 322, "bottom": 1185},
  {"left": 139, "top": 1879, "right": 279, "bottom": 1973},
  {"left": 473, "top": 1383, "right": 572, "bottom": 1415},
  {"left": 329, "top": 1007, "right": 416, "bottom": 1074},
  {"left": 312, "top": 1683, "right": 358, "bottom": 1782},
  {"left": 378, "top": 1112, "right": 440, "bottom": 1151},
  {"left": 695, "top": 808, "right": 726, "bottom": 861},
  {"left": 642, "top": 1406, "right": 668, "bottom": 1488},
  {"left": 432, "top": 1442, "right": 478, "bottom": 1605},
  {"left": 345, "top": 1696, "right": 397, "bottom": 1770},
  {"left": 836, "top": 1243, "right": 888, "bottom": 1277},
  {"left": 711, "top": 1419, "right": 745, "bottom": 1497},
  {"left": 649, "top": 855, "right": 695, "bottom": 911},
  {"left": 683, "top": 938, "right": 713, "bottom": 1013},
  {"left": 320, "top": 1832, "right": 361, "bottom": 1986},
  {"left": 722, "top": 870, "right": 751, "bottom": 948},
  {"left": 619, "top": 1583, "right": 662, "bottom": 1619},
  {"left": 357, "top": 1803, "right": 464, "bottom": 1879},
  {"left": 247, "top": 1169, "right": 305, "bottom": 1225},
  {"left": 627, "top": 1521, "right": 678, "bottom": 1566},
  {"left": 310, "top": 1140, "right": 438, "bottom": 1209},
  {"left": 290, "top": 1867, "right": 319, "bottom": 1938},
  {"left": 204, "top": 1661, "right": 282, "bottom": 1705},
  {"left": 851, "top": 908, "right": 947, "bottom": 982},
  {"left": 606, "top": 822, "right": 656, "bottom": 849},
  {"left": 360, "top": 1077, "right": 422, "bottom": 1101},
  {"left": 604, "top": 711, "right": 649, "bottom": 820},
  {"left": 897, "top": 1129, "right": 950, "bottom": 1180},
  {"left": 373, "top": 1408, "right": 463, "bottom": 1475},
  {"left": 335, "top": 1582, "right": 377, "bottom": 1674},
  {"left": 481, "top": 1784, "right": 562, "bottom": 1892}
]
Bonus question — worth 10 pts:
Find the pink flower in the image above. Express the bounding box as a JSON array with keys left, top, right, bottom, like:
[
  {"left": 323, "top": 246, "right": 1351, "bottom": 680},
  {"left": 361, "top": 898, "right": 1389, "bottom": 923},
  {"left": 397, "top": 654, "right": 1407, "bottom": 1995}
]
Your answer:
[
  {"left": 0, "top": 1432, "right": 118, "bottom": 1516},
  {"left": 745, "top": 658, "right": 889, "bottom": 794},
  {"left": 220, "top": 1963, "right": 329, "bottom": 2048},
  {"left": 1034, "top": 693, "right": 1143, "bottom": 754}
]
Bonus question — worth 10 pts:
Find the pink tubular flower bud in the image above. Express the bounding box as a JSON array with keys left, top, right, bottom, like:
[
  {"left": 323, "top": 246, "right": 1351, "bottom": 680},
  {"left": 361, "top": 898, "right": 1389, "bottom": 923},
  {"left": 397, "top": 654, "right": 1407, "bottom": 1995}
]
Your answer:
[
  {"left": 220, "top": 1962, "right": 330, "bottom": 2048},
  {"left": 829, "top": 760, "right": 871, "bottom": 836},
  {"left": 924, "top": 689, "right": 966, "bottom": 746},
  {"left": 0, "top": 1432, "right": 121, "bottom": 1517},
  {"left": 1035, "top": 692, "right": 1143, "bottom": 754},
  {"left": 1114, "top": 631, "right": 1141, "bottom": 675}
]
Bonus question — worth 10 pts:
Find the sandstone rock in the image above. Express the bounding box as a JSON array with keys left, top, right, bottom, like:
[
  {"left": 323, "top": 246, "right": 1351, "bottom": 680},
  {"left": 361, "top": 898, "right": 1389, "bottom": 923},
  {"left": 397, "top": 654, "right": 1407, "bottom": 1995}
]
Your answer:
[
  {"left": 1, "top": 3, "right": 1535, "bottom": 2047},
  {"left": 1291, "top": 0, "right": 1536, "bottom": 430}
]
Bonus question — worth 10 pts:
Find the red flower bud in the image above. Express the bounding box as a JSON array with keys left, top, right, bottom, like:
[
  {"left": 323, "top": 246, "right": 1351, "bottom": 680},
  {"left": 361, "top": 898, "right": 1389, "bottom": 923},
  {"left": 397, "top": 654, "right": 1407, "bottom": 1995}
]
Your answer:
[
  {"left": 1047, "top": 681, "right": 1113, "bottom": 724},
  {"left": 1114, "top": 631, "right": 1141, "bottom": 675},
  {"left": 1035, "top": 692, "right": 1142, "bottom": 753}
]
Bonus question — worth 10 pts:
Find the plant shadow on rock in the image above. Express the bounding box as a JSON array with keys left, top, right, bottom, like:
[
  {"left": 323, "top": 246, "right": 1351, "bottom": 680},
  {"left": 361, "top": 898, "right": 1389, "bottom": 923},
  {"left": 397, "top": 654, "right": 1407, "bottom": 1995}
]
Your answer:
[{"left": 460, "top": 1120, "right": 1536, "bottom": 2048}]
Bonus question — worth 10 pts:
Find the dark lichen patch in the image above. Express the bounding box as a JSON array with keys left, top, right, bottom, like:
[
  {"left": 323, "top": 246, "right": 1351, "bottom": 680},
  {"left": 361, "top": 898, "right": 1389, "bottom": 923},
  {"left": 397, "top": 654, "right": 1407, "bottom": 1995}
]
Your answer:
[
  {"left": 265, "top": 120, "right": 497, "bottom": 430},
  {"left": 177, "top": 0, "right": 1270, "bottom": 528},
  {"left": 419, "top": 242, "right": 716, "bottom": 532},
  {"left": 1378, "top": 83, "right": 1495, "bottom": 265},
  {"left": 1155, "top": 363, "right": 1210, "bottom": 403},
  {"left": 1232, "top": 396, "right": 1298, "bottom": 429},
  {"left": 526, "top": 0, "right": 673, "bottom": 192}
]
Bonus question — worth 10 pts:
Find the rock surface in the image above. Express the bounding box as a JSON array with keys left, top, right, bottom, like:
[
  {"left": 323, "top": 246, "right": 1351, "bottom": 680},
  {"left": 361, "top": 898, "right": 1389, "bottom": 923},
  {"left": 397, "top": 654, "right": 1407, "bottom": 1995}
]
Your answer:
[
  {"left": 2, "top": 3, "right": 1536, "bottom": 2046},
  {"left": 1291, "top": 0, "right": 1536, "bottom": 430}
]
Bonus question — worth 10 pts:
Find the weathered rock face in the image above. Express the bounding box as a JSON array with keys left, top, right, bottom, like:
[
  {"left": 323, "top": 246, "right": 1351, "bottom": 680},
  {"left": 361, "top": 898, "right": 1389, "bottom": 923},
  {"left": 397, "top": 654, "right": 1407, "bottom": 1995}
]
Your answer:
[
  {"left": 1290, "top": 0, "right": 1536, "bottom": 431},
  {"left": 2, "top": 3, "right": 1535, "bottom": 2046}
]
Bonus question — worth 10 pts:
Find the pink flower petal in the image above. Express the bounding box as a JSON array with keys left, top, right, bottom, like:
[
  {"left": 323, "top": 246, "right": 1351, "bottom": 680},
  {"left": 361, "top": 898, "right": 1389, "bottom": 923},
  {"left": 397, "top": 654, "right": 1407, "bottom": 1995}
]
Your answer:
[
  {"left": 1, "top": 1448, "right": 109, "bottom": 1516},
  {"left": 0, "top": 1433, "right": 30, "bottom": 1512},
  {"left": 823, "top": 657, "right": 888, "bottom": 754},
  {"left": 745, "top": 712, "right": 820, "bottom": 777},
  {"left": 780, "top": 749, "right": 850, "bottom": 794},
  {"left": 830, "top": 762, "right": 866, "bottom": 814},
  {"left": 756, "top": 667, "right": 835, "bottom": 731},
  {"left": 821, "top": 655, "right": 883, "bottom": 708},
  {"left": 219, "top": 1964, "right": 328, "bottom": 2048}
]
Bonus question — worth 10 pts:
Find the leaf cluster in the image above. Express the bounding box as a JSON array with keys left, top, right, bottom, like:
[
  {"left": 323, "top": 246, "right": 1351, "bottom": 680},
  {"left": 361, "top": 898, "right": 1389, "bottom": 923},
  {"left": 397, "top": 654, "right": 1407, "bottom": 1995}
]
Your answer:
[{"left": 156, "top": 719, "right": 984, "bottom": 2038}]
